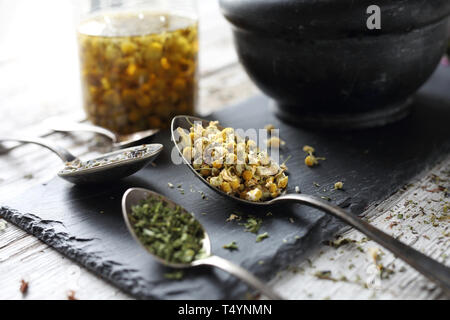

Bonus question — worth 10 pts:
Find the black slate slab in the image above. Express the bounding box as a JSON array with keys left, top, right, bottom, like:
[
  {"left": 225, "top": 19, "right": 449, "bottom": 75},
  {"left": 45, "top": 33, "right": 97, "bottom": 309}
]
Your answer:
[{"left": 1, "top": 65, "right": 449, "bottom": 300}]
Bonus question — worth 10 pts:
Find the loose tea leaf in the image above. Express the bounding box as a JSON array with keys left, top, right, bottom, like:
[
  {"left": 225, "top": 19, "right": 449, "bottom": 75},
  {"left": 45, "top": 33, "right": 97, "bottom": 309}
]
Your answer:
[{"left": 129, "top": 196, "right": 206, "bottom": 264}]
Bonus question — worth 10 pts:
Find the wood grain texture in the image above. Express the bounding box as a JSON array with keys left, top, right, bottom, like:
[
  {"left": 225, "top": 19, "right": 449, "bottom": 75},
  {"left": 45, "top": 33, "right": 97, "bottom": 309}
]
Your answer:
[{"left": 0, "top": 0, "right": 448, "bottom": 300}]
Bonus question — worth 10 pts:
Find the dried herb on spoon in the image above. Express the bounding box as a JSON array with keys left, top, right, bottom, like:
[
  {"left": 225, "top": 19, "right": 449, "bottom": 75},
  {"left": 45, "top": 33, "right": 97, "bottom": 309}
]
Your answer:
[{"left": 129, "top": 197, "right": 206, "bottom": 264}]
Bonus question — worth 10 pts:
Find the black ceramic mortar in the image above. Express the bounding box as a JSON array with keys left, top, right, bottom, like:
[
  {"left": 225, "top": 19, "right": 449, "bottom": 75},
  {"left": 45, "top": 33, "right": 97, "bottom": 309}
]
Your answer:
[{"left": 219, "top": 0, "right": 450, "bottom": 129}]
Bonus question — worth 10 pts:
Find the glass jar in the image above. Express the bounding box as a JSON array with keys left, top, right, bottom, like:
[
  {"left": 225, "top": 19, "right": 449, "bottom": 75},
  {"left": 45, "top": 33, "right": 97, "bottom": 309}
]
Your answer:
[{"left": 75, "top": 0, "right": 198, "bottom": 134}]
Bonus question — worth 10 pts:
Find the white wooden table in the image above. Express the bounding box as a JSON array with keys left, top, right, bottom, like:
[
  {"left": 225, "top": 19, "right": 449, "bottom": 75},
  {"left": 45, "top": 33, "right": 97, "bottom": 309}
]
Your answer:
[{"left": 0, "top": 0, "right": 448, "bottom": 300}]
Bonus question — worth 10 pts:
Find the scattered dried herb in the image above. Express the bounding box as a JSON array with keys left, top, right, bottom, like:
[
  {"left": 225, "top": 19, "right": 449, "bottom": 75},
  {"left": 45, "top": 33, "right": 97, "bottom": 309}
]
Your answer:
[
  {"left": 61, "top": 145, "right": 155, "bottom": 174},
  {"left": 223, "top": 241, "right": 238, "bottom": 251},
  {"left": 334, "top": 181, "right": 344, "bottom": 190},
  {"left": 303, "top": 145, "right": 325, "bottom": 167},
  {"left": 176, "top": 121, "right": 289, "bottom": 202},
  {"left": 326, "top": 237, "right": 356, "bottom": 248},
  {"left": 256, "top": 232, "right": 269, "bottom": 243},
  {"left": 20, "top": 280, "right": 28, "bottom": 295},
  {"left": 164, "top": 270, "right": 184, "bottom": 280},
  {"left": 226, "top": 213, "right": 241, "bottom": 222},
  {"left": 129, "top": 196, "right": 206, "bottom": 264},
  {"left": 314, "top": 270, "right": 335, "bottom": 281},
  {"left": 242, "top": 216, "right": 262, "bottom": 234}
]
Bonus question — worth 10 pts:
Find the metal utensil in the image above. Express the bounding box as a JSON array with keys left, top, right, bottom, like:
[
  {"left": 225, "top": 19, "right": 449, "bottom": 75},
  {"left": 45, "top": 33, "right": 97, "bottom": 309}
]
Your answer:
[
  {"left": 122, "top": 187, "right": 283, "bottom": 300},
  {"left": 0, "top": 136, "right": 163, "bottom": 185},
  {"left": 171, "top": 115, "right": 450, "bottom": 296},
  {"left": 48, "top": 120, "right": 159, "bottom": 149}
]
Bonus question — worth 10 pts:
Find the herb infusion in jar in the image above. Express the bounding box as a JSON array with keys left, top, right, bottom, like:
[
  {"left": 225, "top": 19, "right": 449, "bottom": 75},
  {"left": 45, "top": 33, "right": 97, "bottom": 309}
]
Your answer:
[{"left": 76, "top": 1, "right": 198, "bottom": 134}]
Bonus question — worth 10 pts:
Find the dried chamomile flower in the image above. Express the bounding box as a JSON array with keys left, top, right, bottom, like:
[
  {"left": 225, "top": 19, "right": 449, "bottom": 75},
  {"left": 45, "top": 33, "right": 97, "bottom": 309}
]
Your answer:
[
  {"left": 302, "top": 145, "right": 325, "bottom": 167},
  {"left": 177, "top": 121, "right": 288, "bottom": 202},
  {"left": 266, "top": 137, "right": 285, "bottom": 148},
  {"left": 302, "top": 145, "right": 315, "bottom": 154}
]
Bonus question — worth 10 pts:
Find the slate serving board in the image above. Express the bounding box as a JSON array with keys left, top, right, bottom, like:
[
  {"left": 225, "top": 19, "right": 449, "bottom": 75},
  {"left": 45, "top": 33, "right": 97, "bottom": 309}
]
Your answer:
[{"left": 1, "top": 65, "right": 449, "bottom": 300}]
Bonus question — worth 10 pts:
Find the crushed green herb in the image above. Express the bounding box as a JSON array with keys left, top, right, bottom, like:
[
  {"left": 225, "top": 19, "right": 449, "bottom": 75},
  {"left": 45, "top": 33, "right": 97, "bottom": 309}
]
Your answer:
[
  {"left": 256, "top": 232, "right": 269, "bottom": 243},
  {"left": 241, "top": 216, "right": 262, "bottom": 234},
  {"left": 223, "top": 241, "right": 238, "bottom": 251},
  {"left": 129, "top": 196, "right": 206, "bottom": 264}
]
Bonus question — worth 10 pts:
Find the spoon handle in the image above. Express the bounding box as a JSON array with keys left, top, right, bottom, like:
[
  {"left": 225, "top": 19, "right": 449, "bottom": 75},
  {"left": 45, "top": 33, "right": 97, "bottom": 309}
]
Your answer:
[
  {"left": 194, "top": 255, "right": 283, "bottom": 300},
  {"left": 0, "top": 137, "right": 78, "bottom": 162},
  {"left": 278, "top": 193, "right": 450, "bottom": 296},
  {"left": 51, "top": 122, "right": 118, "bottom": 143}
]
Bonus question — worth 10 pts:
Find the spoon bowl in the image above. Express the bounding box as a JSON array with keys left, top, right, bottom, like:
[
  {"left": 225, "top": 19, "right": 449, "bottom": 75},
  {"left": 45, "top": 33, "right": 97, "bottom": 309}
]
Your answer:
[
  {"left": 122, "top": 187, "right": 282, "bottom": 299},
  {"left": 171, "top": 115, "right": 273, "bottom": 207},
  {"left": 0, "top": 136, "right": 163, "bottom": 185},
  {"left": 59, "top": 144, "right": 164, "bottom": 185},
  {"left": 122, "top": 187, "right": 212, "bottom": 269},
  {"left": 171, "top": 115, "right": 450, "bottom": 296}
]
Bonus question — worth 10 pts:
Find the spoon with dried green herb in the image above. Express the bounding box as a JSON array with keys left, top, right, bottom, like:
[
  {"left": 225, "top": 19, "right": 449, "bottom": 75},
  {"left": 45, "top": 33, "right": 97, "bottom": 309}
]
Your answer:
[{"left": 122, "top": 187, "right": 282, "bottom": 300}]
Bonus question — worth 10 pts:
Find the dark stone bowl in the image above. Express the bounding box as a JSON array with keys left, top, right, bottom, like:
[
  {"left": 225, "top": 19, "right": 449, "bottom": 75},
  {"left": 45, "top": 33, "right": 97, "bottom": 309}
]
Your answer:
[{"left": 219, "top": 0, "right": 450, "bottom": 129}]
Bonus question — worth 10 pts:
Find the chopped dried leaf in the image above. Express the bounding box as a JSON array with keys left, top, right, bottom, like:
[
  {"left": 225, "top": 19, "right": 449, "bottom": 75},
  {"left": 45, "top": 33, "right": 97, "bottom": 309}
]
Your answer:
[
  {"left": 67, "top": 290, "right": 77, "bottom": 300},
  {"left": 334, "top": 181, "right": 344, "bottom": 190},
  {"left": 256, "top": 232, "right": 269, "bottom": 243},
  {"left": 223, "top": 241, "right": 238, "bottom": 251},
  {"left": 242, "top": 216, "right": 262, "bottom": 234},
  {"left": 129, "top": 196, "right": 206, "bottom": 264},
  {"left": 164, "top": 270, "right": 184, "bottom": 280}
]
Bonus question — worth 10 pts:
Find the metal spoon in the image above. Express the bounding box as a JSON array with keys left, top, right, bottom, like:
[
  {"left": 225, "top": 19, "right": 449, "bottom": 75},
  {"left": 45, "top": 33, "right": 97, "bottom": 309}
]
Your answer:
[
  {"left": 171, "top": 115, "right": 450, "bottom": 296},
  {"left": 0, "top": 136, "right": 163, "bottom": 185},
  {"left": 122, "top": 187, "right": 283, "bottom": 300},
  {"left": 48, "top": 120, "right": 159, "bottom": 149}
]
